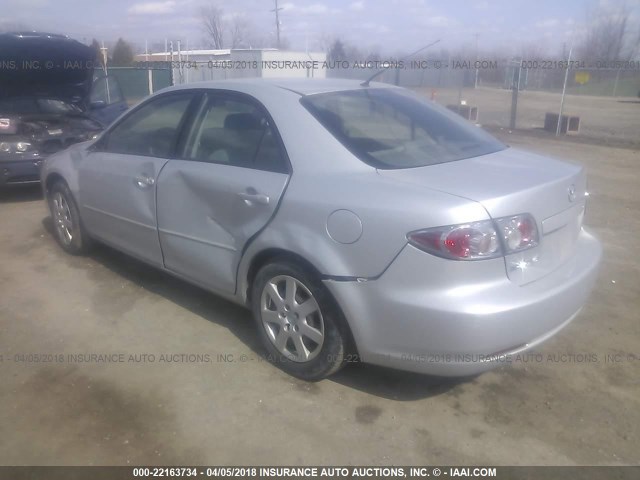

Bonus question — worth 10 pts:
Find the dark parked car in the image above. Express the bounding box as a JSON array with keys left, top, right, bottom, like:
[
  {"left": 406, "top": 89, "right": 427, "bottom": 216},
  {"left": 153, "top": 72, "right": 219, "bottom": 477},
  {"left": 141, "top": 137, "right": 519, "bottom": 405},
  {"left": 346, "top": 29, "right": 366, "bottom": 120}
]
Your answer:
[{"left": 0, "top": 32, "right": 128, "bottom": 186}]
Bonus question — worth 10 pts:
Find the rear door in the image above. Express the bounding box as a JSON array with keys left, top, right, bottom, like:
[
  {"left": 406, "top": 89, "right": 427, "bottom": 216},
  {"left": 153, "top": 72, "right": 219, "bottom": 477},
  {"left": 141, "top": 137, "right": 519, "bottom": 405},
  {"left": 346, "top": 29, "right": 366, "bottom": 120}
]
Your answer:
[
  {"left": 78, "top": 92, "right": 197, "bottom": 266},
  {"left": 156, "top": 92, "right": 290, "bottom": 294}
]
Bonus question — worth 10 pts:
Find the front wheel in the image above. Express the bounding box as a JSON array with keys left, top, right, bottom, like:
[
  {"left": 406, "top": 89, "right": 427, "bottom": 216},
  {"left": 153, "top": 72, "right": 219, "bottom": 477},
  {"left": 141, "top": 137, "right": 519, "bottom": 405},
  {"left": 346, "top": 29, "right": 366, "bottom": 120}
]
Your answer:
[
  {"left": 47, "top": 181, "right": 92, "bottom": 254},
  {"left": 251, "top": 261, "right": 350, "bottom": 381}
]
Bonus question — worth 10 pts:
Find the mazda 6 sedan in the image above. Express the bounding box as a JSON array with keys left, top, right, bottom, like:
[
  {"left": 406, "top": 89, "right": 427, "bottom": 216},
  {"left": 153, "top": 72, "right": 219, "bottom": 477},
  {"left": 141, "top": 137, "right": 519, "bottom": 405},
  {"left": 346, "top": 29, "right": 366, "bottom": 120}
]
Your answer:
[{"left": 41, "top": 78, "right": 602, "bottom": 380}]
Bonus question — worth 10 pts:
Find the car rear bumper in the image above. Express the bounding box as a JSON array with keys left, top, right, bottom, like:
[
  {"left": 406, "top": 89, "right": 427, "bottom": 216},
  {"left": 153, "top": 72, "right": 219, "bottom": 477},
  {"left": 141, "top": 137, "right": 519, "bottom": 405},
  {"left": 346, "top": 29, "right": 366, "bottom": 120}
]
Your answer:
[
  {"left": 0, "top": 158, "right": 44, "bottom": 186},
  {"left": 324, "top": 228, "right": 602, "bottom": 376}
]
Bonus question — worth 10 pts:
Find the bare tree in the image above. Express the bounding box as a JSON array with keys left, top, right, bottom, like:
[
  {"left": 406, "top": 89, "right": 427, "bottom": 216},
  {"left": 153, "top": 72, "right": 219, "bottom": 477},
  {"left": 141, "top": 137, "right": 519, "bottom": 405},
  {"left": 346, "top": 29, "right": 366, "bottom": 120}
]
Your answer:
[
  {"left": 325, "top": 39, "right": 368, "bottom": 62},
  {"left": 313, "top": 33, "right": 335, "bottom": 53},
  {"left": 627, "top": 25, "right": 640, "bottom": 60},
  {"left": 520, "top": 42, "right": 548, "bottom": 61},
  {"left": 200, "top": 4, "right": 225, "bottom": 49},
  {"left": 579, "top": 2, "right": 632, "bottom": 61},
  {"left": 328, "top": 39, "right": 347, "bottom": 62},
  {"left": 229, "top": 15, "right": 251, "bottom": 48}
]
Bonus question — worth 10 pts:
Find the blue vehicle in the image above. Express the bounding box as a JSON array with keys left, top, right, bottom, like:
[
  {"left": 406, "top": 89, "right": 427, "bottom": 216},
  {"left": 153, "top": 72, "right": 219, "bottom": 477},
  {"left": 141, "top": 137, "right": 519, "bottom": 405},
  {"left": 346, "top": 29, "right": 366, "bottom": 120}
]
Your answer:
[{"left": 0, "top": 32, "right": 128, "bottom": 186}]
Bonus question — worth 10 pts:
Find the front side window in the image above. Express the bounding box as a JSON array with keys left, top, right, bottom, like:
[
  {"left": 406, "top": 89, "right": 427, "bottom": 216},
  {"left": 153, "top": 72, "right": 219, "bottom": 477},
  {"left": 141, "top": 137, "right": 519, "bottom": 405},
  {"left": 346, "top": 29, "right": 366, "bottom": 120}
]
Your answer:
[
  {"left": 301, "top": 88, "right": 505, "bottom": 169},
  {"left": 184, "top": 94, "right": 288, "bottom": 173},
  {"left": 105, "top": 94, "right": 193, "bottom": 157}
]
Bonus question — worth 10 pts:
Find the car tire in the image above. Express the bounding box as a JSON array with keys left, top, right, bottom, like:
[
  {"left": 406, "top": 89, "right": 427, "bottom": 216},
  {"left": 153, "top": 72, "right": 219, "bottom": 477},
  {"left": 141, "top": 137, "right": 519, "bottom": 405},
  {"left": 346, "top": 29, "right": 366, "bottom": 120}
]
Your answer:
[
  {"left": 251, "top": 260, "right": 350, "bottom": 381},
  {"left": 47, "top": 181, "right": 92, "bottom": 255}
]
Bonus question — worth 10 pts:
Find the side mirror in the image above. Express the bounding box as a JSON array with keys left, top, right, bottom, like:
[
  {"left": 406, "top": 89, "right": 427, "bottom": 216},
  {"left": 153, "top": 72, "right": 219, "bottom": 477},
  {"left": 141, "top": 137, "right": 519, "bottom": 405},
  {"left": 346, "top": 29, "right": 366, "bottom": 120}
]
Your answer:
[
  {"left": 89, "top": 100, "right": 107, "bottom": 110},
  {"left": 88, "top": 132, "right": 107, "bottom": 152}
]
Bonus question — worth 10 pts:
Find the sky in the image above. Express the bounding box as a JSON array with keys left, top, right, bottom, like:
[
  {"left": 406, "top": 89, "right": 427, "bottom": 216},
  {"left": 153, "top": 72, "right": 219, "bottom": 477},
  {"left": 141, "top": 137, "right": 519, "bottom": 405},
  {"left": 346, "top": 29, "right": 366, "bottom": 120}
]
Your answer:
[{"left": 0, "top": 0, "right": 639, "bottom": 56}]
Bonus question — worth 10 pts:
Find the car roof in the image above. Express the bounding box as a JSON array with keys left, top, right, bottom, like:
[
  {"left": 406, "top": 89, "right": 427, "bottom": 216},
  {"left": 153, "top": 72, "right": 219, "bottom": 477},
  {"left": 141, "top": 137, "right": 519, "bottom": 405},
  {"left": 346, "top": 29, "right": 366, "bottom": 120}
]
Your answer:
[{"left": 166, "top": 78, "right": 397, "bottom": 97}]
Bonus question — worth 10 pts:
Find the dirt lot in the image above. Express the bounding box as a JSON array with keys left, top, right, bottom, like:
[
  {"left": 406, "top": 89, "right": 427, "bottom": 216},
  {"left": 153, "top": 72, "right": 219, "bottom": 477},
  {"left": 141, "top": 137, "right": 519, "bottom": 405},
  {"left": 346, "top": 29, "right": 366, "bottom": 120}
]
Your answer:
[
  {"left": 0, "top": 132, "right": 639, "bottom": 466},
  {"left": 415, "top": 86, "right": 640, "bottom": 147}
]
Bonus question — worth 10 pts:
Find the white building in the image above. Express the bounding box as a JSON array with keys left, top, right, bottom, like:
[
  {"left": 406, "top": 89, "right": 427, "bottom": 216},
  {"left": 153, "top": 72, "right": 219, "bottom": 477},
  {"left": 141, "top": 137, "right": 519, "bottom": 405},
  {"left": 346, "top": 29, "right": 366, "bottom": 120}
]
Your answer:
[
  {"left": 136, "top": 49, "right": 231, "bottom": 63},
  {"left": 135, "top": 48, "right": 327, "bottom": 84},
  {"left": 230, "top": 49, "right": 326, "bottom": 79}
]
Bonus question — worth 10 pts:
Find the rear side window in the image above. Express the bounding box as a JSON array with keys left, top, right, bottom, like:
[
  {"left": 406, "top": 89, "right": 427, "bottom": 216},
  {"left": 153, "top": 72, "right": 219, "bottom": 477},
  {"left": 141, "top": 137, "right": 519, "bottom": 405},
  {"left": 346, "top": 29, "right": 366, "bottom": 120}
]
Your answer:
[
  {"left": 105, "top": 94, "right": 193, "bottom": 157},
  {"left": 301, "top": 88, "right": 505, "bottom": 169},
  {"left": 184, "top": 94, "right": 288, "bottom": 173}
]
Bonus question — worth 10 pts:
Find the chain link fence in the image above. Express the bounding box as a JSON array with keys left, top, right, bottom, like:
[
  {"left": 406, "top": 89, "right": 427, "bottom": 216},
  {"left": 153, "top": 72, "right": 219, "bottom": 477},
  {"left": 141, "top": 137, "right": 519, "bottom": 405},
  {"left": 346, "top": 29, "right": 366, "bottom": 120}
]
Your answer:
[
  {"left": 328, "top": 61, "right": 640, "bottom": 146},
  {"left": 95, "top": 66, "right": 172, "bottom": 105}
]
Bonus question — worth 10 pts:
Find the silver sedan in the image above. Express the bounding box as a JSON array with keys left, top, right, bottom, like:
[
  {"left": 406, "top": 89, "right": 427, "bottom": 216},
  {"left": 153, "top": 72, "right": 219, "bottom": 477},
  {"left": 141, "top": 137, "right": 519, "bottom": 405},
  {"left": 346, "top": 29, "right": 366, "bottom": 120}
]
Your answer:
[{"left": 41, "top": 79, "right": 602, "bottom": 380}]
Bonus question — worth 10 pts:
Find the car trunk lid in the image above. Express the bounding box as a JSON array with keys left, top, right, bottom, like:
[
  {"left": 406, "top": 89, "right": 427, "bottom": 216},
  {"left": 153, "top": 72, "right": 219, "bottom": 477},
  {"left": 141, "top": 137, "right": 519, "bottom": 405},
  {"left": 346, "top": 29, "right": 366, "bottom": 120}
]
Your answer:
[{"left": 378, "top": 147, "right": 587, "bottom": 285}]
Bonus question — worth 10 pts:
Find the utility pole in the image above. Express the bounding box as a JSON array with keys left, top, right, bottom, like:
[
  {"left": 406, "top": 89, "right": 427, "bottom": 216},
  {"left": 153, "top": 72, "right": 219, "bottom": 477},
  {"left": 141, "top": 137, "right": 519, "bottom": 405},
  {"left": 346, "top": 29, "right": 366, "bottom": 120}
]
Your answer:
[
  {"left": 271, "top": 0, "right": 283, "bottom": 49},
  {"left": 510, "top": 61, "right": 520, "bottom": 130},
  {"left": 556, "top": 44, "right": 573, "bottom": 136},
  {"left": 100, "top": 41, "right": 108, "bottom": 75},
  {"left": 100, "top": 41, "right": 110, "bottom": 103},
  {"left": 169, "top": 41, "right": 175, "bottom": 86},
  {"left": 474, "top": 33, "right": 479, "bottom": 88}
]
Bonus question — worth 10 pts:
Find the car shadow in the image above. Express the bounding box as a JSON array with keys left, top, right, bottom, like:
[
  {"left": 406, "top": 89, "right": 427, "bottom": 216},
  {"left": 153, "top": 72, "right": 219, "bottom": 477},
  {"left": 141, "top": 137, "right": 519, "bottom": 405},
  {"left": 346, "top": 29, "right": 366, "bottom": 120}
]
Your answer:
[
  {"left": 41, "top": 216, "right": 473, "bottom": 401},
  {"left": 330, "top": 363, "right": 475, "bottom": 401},
  {"left": 0, "top": 184, "right": 43, "bottom": 203},
  {"left": 41, "top": 216, "right": 263, "bottom": 353}
]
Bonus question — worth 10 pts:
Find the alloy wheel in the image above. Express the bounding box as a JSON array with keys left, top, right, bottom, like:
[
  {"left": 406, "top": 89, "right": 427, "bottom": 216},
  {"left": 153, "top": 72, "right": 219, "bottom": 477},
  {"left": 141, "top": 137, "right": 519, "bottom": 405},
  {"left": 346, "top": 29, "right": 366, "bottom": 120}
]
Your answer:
[
  {"left": 51, "top": 192, "right": 73, "bottom": 245},
  {"left": 260, "top": 275, "right": 325, "bottom": 362}
]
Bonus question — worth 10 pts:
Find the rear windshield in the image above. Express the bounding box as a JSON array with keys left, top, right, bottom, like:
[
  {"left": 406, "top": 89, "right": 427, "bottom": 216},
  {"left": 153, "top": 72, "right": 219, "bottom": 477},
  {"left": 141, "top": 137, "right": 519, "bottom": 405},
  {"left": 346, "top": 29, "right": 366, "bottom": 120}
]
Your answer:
[{"left": 301, "top": 88, "right": 505, "bottom": 169}]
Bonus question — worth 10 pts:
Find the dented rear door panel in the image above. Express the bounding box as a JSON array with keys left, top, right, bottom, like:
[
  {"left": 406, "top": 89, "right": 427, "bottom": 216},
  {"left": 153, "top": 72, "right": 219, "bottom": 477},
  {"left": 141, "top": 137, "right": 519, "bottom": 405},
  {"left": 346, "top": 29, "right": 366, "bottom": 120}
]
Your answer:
[{"left": 156, "top": 160, "right": 288, "bottom": 294}]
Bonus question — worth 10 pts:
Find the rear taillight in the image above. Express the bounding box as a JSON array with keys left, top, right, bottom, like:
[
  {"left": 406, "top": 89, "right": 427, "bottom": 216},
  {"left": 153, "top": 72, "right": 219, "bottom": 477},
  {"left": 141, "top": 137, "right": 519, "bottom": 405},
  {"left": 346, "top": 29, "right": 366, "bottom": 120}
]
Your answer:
[
  {"left": 407, "top": 213, "right": 538, "bottom": 260},
  {"left": 495, "top": 214, "right": 538, "bottom": 253},
  {"left": 408, "top": 220, "right": 500, "bottom": 260}
]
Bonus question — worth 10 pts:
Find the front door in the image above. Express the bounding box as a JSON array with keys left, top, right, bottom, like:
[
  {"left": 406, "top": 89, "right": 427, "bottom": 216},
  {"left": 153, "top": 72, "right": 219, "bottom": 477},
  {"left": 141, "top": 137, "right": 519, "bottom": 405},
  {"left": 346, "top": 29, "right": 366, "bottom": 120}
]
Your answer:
[{"left": 78, "top": 92, "right": 197, "bottom": 266}]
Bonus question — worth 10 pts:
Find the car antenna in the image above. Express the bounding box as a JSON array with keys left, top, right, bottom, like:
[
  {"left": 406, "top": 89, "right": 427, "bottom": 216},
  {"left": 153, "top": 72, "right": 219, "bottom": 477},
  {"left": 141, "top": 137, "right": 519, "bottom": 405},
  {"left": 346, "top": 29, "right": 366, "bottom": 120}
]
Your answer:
[{"left": 360, "top": 39, "right": 441, "bottom": 87}]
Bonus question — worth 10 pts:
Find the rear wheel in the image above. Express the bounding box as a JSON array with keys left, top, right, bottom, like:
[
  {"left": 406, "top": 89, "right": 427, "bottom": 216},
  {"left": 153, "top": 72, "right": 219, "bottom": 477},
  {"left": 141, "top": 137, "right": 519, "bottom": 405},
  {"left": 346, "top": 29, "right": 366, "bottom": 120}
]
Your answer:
[
  {"left": 47, "top": 181, "right": 92, "bottom": 254},
  {"left": 251, "top": 261, "right": 349, "bottom": 381}
]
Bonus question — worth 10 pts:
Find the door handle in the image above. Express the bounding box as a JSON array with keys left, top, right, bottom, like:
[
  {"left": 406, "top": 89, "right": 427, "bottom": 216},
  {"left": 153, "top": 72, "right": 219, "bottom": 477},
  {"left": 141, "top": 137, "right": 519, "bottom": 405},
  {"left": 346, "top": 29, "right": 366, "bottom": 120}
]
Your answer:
[
  {"left": 134, "top": 175, "right": 155, "bottom": 189},
  {"left": 238, "top": 192, "right": 270, "bottom": 205}
]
